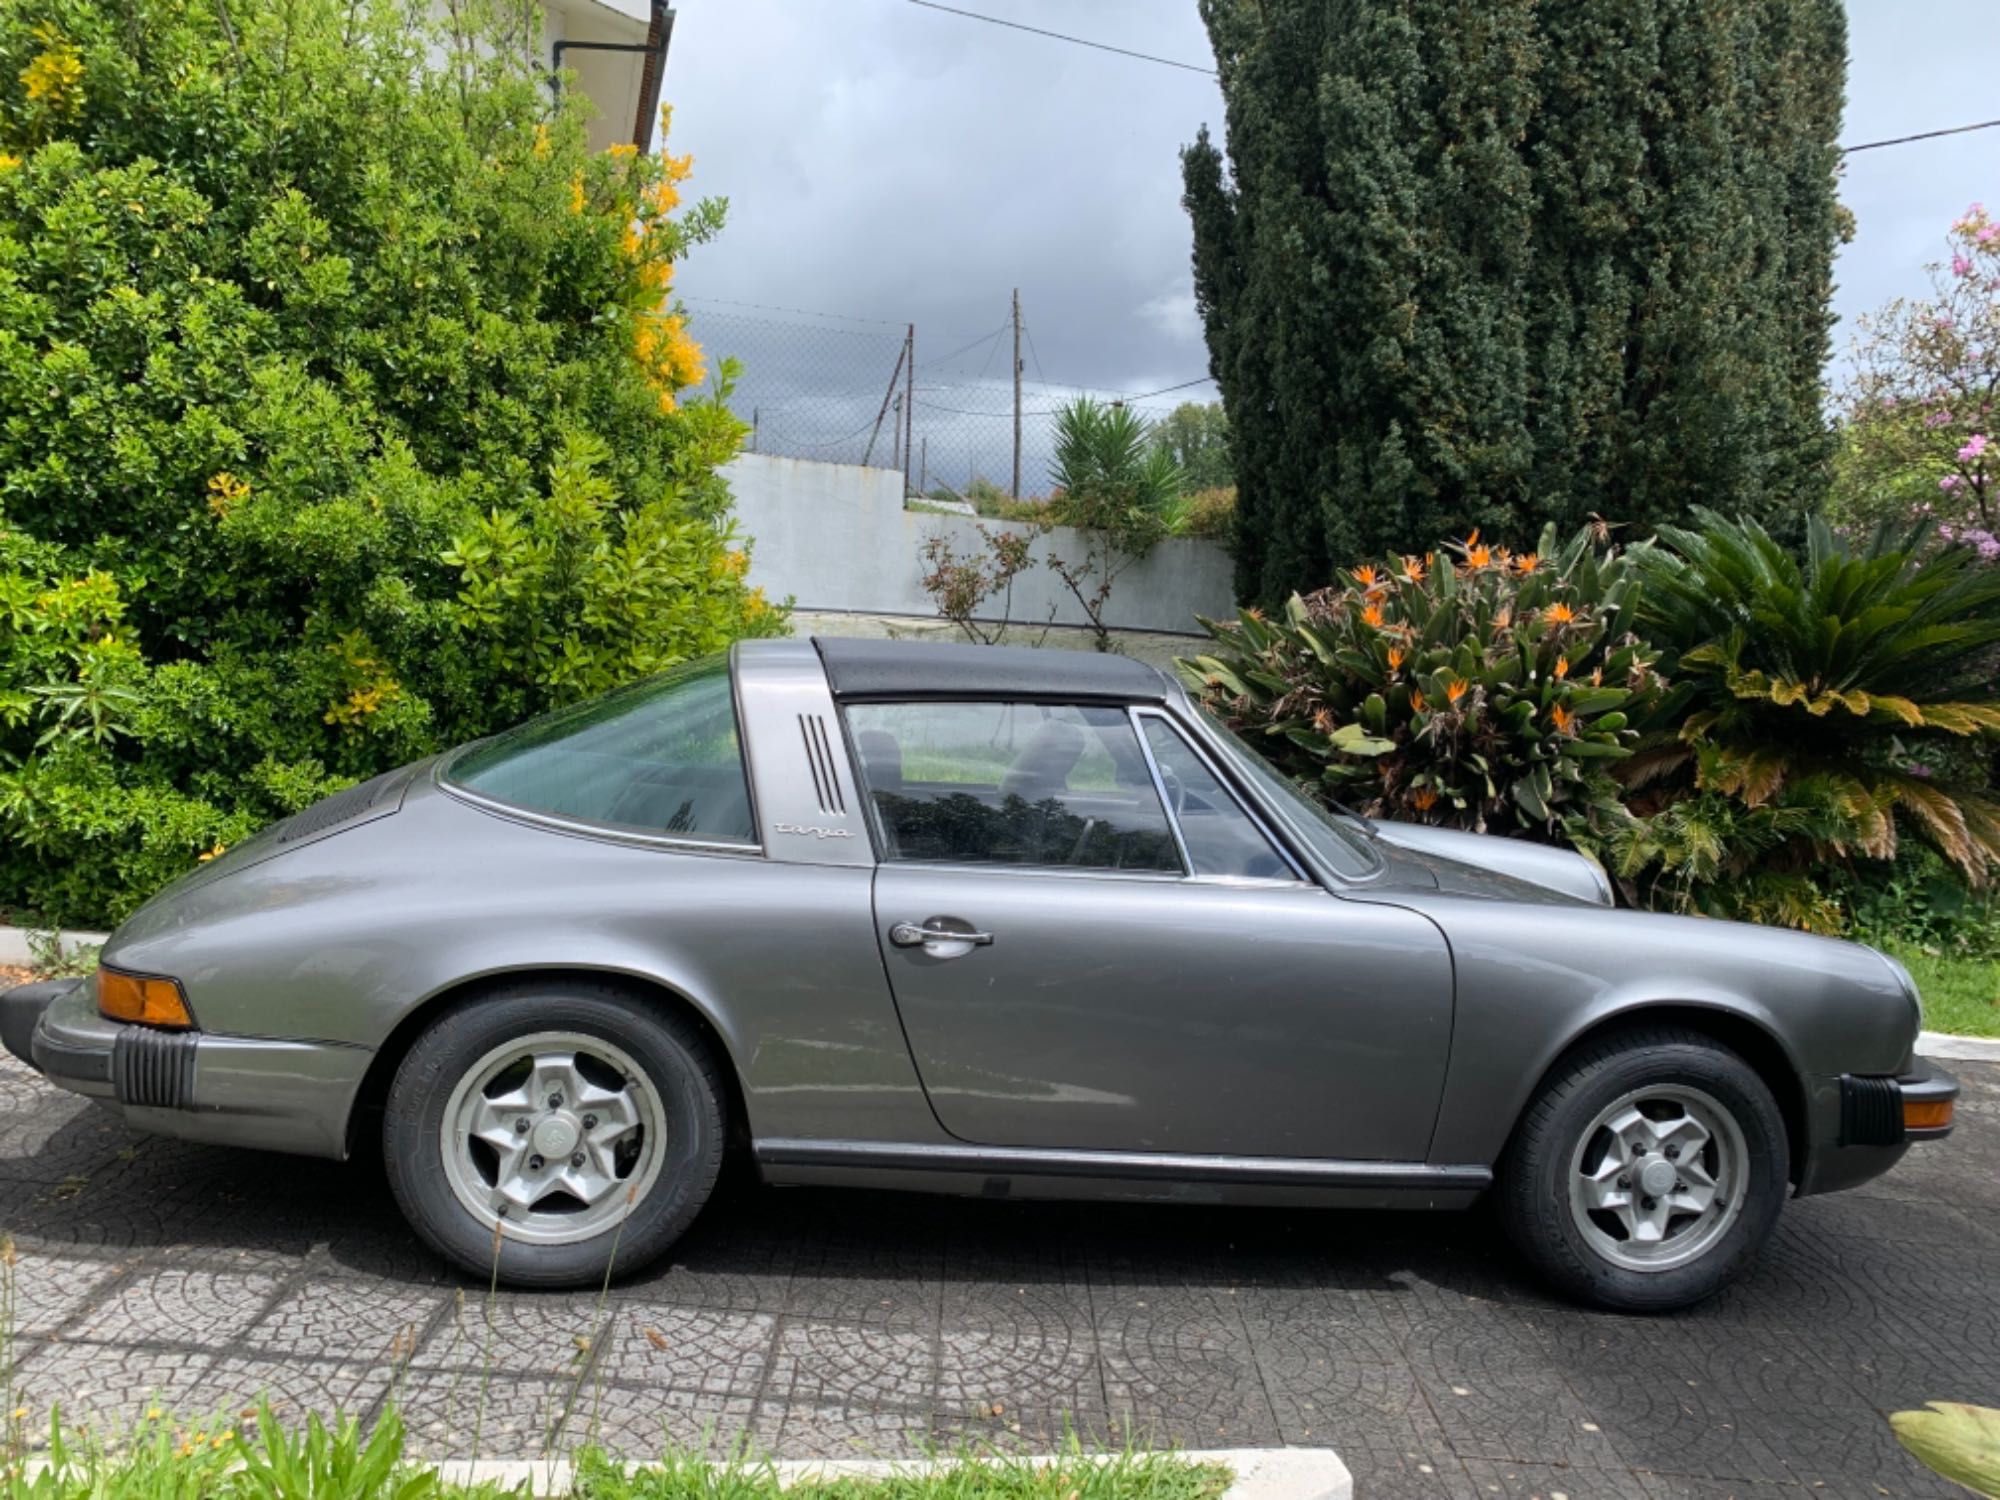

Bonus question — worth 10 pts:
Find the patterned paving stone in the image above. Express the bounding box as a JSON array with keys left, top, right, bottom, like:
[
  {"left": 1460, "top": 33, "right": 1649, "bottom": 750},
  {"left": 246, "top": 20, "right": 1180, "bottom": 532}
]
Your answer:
[
  {"left": 1092, "top": 1284, "right": 1281, "bottom": 1447},
  {"left": 764, "top": 1316, "right": 937, "bottom": 1410},
  {"left": 588, "top": 1302, "right": 776, "bottom": 1396},
  {"left": 65, "top": 1266, "right": 284, "bottom": 1349},
  {"left": 0, "top": 1250, "right": 127, "bottom": 1337},
  {"left": 243, "top": 1278, "right": 446, "bottom": 1362},
  {"left": 1401, "top": 1304, "right": 1623, "bottom": 1468},
  {"left": 753, "top": 1397, "right": 931, "bottom": 1460},
  {"left": 11, "top": 1341, "right": 225, "bottom": 1434},
  {"left": 408, "top": 1292, "right": 605, "bottom": 1381},
  {"left": 1461, "top": 1458, "right": 1651, "bottom": 1498}
]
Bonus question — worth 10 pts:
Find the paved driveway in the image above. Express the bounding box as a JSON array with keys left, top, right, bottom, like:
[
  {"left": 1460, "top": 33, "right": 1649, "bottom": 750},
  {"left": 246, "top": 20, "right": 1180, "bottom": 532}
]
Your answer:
[{"left": 0, "top": 1052, "right": 1993, "bottom": 1498}]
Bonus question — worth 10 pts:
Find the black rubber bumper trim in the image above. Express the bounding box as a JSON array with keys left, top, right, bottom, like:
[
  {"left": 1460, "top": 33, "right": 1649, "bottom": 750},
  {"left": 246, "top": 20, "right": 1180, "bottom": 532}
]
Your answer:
[
  {"left": 1840, "top": 1060, "right": 1961, "bottom": 1145},
  {"left": 1, "top": 979, "right": 84, "bottom": 1073},
  {"left": 111, "top": 1027, "right": 198, "bottom": 1109}
]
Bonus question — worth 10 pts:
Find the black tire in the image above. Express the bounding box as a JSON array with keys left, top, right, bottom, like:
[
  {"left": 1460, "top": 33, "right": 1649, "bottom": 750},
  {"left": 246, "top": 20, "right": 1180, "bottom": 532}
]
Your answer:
[
  {"left": 1496, "top": 1026, "right": 1789, "bottom": 1312},
  {"left": 382, "top": 980, "right": 726, "bottom": 1288}
]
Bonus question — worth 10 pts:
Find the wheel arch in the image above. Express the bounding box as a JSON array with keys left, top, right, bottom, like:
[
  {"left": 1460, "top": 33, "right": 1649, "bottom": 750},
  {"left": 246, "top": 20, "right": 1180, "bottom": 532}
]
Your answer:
[
  {"left": 344, "top": 965, "right": 753, "bottom": 1160},
  {"left": 1506, "top": 1002, "right": 1811, "bottom": 1187}
]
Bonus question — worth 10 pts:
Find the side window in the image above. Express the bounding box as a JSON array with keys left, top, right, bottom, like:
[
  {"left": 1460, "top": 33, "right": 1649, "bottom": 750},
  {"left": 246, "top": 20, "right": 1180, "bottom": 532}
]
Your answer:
[
  {"left": 446, "top": 656, "right": 755, "bottom": 843},
  {"left": 1140, "top": 717, "right": 1296, "bottom": 881},
  {"left": 846, "top": 701, "right": 1182, "bottom": 873}
]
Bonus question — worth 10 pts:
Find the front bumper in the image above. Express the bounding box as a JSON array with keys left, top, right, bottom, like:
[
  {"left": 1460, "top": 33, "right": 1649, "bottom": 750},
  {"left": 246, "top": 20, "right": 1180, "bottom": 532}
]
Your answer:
[
  {"left": 1798, "top": 1057, "right": 1960, "bottom": 1197},
  {"left": 2, "top": 978, "right": 370, "bottom": 1160}
]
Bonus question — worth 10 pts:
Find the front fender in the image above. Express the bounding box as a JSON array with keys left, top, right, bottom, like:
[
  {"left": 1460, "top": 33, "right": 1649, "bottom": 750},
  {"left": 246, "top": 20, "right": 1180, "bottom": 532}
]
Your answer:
[{"left": 1392, "top": 895, "right": 1917, "bottom": 1168}]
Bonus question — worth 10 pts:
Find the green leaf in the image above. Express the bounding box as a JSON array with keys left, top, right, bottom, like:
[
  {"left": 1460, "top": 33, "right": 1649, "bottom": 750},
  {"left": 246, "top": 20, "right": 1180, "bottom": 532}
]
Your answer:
[{"left": 1890, "top": 1403, "right": 2000, "bottom": 1498}]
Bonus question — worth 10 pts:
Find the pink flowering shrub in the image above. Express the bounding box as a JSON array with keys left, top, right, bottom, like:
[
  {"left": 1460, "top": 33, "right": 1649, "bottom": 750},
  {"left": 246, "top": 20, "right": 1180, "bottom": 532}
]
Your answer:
[{"left": 1835, "top": 204, "right": 2000, "bottom": 542}]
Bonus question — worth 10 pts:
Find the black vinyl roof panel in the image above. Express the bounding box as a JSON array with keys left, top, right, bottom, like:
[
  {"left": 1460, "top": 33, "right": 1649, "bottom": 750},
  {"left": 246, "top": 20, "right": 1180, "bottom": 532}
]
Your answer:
[{"left": 812, "top": 636, "right": 1173, "bottom": 702}]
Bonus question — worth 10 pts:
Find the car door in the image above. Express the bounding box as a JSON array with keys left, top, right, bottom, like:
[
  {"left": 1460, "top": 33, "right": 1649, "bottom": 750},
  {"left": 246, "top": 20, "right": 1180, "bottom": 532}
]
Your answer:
[{"left": 847, "top": 699, "right": 1454, "bottom": 1162}]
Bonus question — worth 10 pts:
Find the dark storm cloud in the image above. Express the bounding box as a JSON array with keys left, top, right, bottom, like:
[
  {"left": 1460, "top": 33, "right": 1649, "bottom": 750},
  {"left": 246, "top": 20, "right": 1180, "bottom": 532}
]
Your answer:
[{"left": 664, "top": 0, "right": 1994, "bottom": 407}]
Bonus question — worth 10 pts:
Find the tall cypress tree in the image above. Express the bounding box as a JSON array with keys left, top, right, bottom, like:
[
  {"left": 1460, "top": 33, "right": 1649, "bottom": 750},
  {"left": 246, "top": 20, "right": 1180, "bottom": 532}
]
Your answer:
[{"left": 1185, "top": 0, "right": 1846, "bottom": 603}]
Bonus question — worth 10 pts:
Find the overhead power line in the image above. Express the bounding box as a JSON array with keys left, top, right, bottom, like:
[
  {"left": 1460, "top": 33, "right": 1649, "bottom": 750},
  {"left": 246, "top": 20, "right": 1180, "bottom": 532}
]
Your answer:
[
  {"left": 1842, "top": 117, "right": 2000, "bottom": 155},
  {"left": 905, "top": 1, "right": 1216, "bottom": 76}
]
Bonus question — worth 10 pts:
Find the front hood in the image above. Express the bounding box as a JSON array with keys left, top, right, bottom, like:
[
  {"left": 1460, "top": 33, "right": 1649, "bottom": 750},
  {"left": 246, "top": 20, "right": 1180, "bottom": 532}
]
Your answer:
[{"left": 1367, "top": 821, "right": 1611, "bottom": 906}]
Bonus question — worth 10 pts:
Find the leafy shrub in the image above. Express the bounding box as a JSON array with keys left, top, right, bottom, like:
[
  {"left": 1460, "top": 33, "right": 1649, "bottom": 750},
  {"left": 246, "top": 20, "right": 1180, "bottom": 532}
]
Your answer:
[
  {"left": 0, "top": 0, "right": 780, "bottom": 926},
  {"left": 1602, "top": 511, "right": 2000, "bottom": 927},
  {"left": 1182, "top": 523, "right": 1661, "bottom": 838},
  {"left": 1162, "top": 485, "right": 1236, "bottom": 541},
  {"left": 1044, "top": 398, "right": 1180, "bottom": 651}
]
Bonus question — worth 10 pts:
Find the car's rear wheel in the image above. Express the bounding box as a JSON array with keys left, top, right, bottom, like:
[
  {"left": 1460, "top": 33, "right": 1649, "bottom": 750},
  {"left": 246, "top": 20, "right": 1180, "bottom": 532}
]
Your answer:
[
  {"left": 382, "top": 982, "right": 725, "bottom": 1287},
  {"left": 1497, "top": 1026, "right": 1788, "bottom": 1312}
]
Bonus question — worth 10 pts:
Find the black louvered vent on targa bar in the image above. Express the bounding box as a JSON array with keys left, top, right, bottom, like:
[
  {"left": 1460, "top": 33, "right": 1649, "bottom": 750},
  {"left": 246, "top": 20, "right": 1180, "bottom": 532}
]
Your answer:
[{"left": 799, "top": 714, "right": 847, "bottom": 817}]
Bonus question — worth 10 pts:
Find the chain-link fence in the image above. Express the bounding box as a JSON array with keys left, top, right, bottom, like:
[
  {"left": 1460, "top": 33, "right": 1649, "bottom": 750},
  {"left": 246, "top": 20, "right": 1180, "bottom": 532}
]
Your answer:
[{"left": 682, "top": 296, "right": 1212, "bottom": 500}]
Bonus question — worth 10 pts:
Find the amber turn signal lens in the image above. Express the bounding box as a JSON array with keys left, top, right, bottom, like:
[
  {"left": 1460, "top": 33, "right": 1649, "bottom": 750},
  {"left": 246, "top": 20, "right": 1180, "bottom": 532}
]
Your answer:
[
  {"left": 97, "top": 969, "right": 193, "bottom": 1029},
  {"left": 1903, "top": 1098, "right": 1954, "bottom": 1132}
]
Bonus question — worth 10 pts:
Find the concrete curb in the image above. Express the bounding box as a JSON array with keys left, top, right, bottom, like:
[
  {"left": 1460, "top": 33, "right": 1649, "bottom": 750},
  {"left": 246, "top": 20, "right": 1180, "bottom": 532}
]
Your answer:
[
  {"left": 433, "top": 1446, "right": 1351, "bottom": 1498},
  {"left": 1919, "top": 1029, "right": 2000, "bottom": 1063},
  {"left": 0, "top": 926, "right": 107, "bottom": 968}
]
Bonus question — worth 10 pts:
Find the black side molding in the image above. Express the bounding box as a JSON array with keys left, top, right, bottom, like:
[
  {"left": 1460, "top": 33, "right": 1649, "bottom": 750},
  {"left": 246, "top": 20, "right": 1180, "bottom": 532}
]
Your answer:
[{"left": 754, "top": 1138, "right": 1493, "bottom": 1191}]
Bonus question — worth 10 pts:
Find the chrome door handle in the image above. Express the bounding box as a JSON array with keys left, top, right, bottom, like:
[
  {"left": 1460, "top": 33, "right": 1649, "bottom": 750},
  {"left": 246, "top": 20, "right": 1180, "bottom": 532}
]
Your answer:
[{"left": 890, "top": 920, "right": 994, "bottom": 949}]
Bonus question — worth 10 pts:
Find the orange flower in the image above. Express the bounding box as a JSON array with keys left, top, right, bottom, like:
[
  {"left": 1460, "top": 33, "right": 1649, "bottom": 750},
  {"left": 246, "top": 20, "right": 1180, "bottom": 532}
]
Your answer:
[
  {"left": 1552, "top": 656, "right": 1570, "bottom": 680},
  {"left": 1411, "top": 787, "right": 1439, "bottom": 812},
  {"left": 1545, "top": 602, "right": 1576, "bottom": 625},
  {"left": 1444, "top": 676, "right": 1469, "bottom": 705},
  {"left": 1361, "top": 603, "right": 1386, "bottom": 628},
  {"left": 1494, "top": 608, "right": 1513, "bottom": 630},
  {"left": 1403, "top": 555, "right": 1428, "bottom": 583},
  {"left": 1492, "top": 545, "right": 1514, "bottom": 569},
  {"left": 1465, "top": 538, "right": 1493, "bottom": 569},
  {"left": 1352, "top": 563, "right": 1382, "bottom": 590},
  {"left": 1514, "top": 552, "right": 1539, "bottom": 574},
  {"left": 1386, "top": 646, "right": 1406, "bottom": 672},
  {"left": 1590, "top": 666, "right": 1604, "bottom": 687},
  {"left": 1313, "top": 707, "right": 1337, "bottom": 733},
  {"left": 1550, "top": 703, "right": 1576, "bottom": 735},
  {"left": 1410, "top": 689, "right": 1428, "bottom": 714}
]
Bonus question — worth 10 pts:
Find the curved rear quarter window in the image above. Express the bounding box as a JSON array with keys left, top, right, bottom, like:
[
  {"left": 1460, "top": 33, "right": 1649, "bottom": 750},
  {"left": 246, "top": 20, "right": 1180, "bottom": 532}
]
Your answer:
[{"left": 446, "top": 656, "right": 756, "bottom": 844}]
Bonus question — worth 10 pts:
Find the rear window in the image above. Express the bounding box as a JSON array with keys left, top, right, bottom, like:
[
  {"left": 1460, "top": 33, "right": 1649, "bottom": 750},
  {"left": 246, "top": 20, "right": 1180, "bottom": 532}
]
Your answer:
[{"left": 445, "top": 656, "right": 756, "bottom": 844}]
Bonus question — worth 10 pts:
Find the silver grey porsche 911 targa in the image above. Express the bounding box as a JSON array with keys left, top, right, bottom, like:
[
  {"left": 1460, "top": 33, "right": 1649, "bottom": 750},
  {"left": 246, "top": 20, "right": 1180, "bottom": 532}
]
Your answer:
[{"left": 1, "top": 638, "right": 1959, "bottom": 1310}]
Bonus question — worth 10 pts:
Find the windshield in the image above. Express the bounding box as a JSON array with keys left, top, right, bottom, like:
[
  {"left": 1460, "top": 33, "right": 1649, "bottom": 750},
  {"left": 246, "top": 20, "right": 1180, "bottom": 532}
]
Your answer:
[{"left": 1192, "top": 704, "right": 1380, "bottom": 879}]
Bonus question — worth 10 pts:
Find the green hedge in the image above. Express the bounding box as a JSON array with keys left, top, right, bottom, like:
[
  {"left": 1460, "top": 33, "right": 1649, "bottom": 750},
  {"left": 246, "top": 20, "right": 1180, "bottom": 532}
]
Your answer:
[{"left": 0, "top": 0, "right": 783, "bottom": 927}]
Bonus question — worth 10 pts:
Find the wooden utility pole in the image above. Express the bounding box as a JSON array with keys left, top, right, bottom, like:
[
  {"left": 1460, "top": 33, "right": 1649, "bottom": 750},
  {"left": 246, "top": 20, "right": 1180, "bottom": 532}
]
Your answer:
[
  {"left": 891, "top": 394, "right": 901, "bottom": 470},
  {"left": 903, "top": 323, "right": 915, "bottom": 496},
  {"left": 1011, "top": 288, "right": 1023, "bottom": 498}
]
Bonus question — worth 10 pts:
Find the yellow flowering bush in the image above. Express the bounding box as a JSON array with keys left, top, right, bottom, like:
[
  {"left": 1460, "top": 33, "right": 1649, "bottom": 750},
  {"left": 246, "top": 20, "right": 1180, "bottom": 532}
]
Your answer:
[{"left": 0, "top": 0, "right": 782, "bottom": 926}]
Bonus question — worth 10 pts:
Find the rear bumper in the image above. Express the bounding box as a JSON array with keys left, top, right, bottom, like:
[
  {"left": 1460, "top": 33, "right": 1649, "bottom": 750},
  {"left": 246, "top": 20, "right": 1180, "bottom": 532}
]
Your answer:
[{"left": 2, "top": 978, "right": 370, "bottom": 1160}]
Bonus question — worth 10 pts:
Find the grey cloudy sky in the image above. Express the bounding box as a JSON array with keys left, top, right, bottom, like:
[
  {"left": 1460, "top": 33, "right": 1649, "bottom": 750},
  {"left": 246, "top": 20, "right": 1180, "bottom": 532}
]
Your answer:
[{"left": 659, "top": 0, "right": 1995, "bottom": 473}]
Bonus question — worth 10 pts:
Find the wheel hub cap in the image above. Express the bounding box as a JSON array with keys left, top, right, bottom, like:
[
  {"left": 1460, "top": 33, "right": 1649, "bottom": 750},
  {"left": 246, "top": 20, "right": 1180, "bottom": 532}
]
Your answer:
[
  {"left": 1566, "top": 1082, "right": 1749, "bottom": 1273},
  {"left": 532, "top": 1114, "right": 581, "bottom": 1159},
  {"left": 438, "top": 1031, "right": 669, "bottom": 1247}
]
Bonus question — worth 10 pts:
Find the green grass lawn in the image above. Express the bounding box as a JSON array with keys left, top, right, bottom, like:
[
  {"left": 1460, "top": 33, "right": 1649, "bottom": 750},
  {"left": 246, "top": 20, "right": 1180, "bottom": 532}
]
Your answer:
[{"left": 1889, "top": 947, "right": 2000, "bottom": 1038}]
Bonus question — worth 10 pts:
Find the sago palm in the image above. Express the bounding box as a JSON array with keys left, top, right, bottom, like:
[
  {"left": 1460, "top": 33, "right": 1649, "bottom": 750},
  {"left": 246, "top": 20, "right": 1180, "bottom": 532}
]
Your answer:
[{"left": 1629, "top": 509, "right": 2000, "bottom": 883}]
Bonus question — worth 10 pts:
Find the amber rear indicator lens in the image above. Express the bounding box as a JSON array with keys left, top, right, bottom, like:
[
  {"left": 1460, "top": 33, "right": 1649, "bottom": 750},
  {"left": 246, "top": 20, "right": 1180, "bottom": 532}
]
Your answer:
[
  {"left": 1903, "top": 1098, "right": 1954, "bottom": 1131},
  {"left": 97, "top": 970, "right": 193, "bottom": 1029}
]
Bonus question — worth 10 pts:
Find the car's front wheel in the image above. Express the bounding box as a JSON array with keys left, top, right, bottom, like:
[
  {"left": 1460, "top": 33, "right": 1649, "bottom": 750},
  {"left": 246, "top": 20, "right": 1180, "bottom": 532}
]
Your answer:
[
  {"left": 1497, "top": 1026, "right": 1789, "bottom": 1312},
  {"left": 382, "top": 981, "right": 726, "bottom": 1287}
]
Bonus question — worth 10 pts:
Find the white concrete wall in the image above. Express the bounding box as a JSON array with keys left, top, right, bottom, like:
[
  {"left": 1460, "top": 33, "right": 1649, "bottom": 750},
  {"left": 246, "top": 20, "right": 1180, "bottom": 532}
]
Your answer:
[{"left": 725, "top": 454, "right": 1235, "bottom": 637}]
